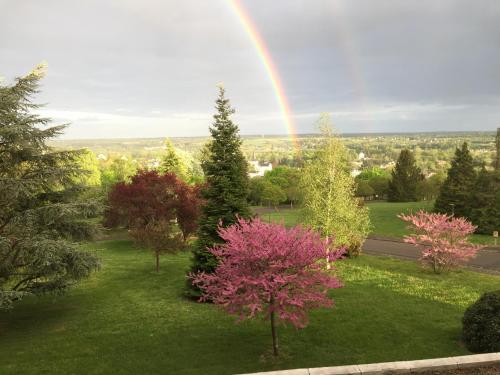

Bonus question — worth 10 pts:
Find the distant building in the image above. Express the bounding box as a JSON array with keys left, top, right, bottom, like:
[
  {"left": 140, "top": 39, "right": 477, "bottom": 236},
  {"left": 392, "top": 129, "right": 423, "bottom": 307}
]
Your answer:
[
  {"left": 97, "top": 153, "right": 107, "bottom": 161},
  {"left": 358, "top": 152, "right": 366, "bottom": 160},
  {"left": 249, "top": 160, "right": 272, "bottom": 178}
]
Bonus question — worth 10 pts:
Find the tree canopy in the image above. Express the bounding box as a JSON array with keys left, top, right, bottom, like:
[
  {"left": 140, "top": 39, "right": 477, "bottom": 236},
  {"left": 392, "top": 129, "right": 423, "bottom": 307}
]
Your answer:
[
  {"left": 0, "top": 64, "right": 99, "bottom": 309},
  {"left": 388, "top": 149, "right": 423, "bottom": 202}
]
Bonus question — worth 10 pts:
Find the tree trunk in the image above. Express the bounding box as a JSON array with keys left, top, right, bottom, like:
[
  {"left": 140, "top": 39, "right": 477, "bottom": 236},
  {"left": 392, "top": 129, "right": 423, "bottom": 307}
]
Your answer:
[
  {"left": 155, "top": 251, "right": 160, "bottom": 272},
  {"left": 326, "top": 236, "right": 331, "bottom": 270},
  {"left": 270, "top": 296, "right": 279, "bottom": 356}
]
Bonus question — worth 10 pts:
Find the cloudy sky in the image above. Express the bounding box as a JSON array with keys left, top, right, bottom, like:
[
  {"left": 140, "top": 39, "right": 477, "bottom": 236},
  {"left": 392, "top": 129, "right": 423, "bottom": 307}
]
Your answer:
[{"left": 1, "top": 0, "right": 499, "bottom": 138}]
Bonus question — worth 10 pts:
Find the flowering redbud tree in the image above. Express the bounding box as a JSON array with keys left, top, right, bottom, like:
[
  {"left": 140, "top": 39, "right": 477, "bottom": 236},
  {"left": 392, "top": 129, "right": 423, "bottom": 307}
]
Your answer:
[
  {"left": 399, "top": 211, "right": 483, "bottom": 273},
  {"left": 190, "top": 217, "right": 344, "bottom": 356}
]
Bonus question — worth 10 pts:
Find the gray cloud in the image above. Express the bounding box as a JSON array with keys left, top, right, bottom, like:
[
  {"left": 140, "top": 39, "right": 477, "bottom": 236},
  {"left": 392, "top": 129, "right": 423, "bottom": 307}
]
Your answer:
[{"left": 1, "top": 0, "right": 499, "bottom": 138}]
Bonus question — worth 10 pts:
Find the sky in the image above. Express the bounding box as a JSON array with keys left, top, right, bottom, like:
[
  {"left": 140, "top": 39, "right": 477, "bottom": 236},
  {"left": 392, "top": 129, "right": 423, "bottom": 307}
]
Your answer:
[{"left": 1, "top": 0, "right": 500, "bottom": 139}]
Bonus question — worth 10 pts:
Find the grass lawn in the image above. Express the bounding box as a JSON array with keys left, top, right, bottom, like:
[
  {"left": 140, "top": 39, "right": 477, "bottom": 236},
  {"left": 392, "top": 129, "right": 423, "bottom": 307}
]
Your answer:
[
  {"left": 1, "top": 239, "right": 499, "bottom": 375},
  {"left": 257, "top": 202, "right": 496, "bottom": 245}
]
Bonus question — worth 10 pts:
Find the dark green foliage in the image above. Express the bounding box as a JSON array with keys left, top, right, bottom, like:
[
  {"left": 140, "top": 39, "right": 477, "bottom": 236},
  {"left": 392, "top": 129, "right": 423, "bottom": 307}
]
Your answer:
[
  {"left": 495, "top": 128, "right": 500, "bottom": 171},
  {"left": 434, "top": 142, "right": 476, "bottom": 217},
  {"left": 0, "top": 65, "right": 99, "bottom": 309},
  {"left": 187, "top": 87, "right": 250, "bottom": 297},
  {"left": 462, "top": 290, "right": 500, "bottom": 353},
  {"left": 469, "top": 168, "right": 500, "bottom": 234},
  {"left": 388, "top": 149, "right": 423, "bottom": 202},
  {"left": 356, "top": 179, "right": 375, "bottom": 198}
]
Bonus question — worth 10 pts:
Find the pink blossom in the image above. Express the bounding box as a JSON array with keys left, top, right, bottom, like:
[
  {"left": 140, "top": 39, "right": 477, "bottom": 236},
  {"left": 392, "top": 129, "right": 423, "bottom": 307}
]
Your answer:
[
  {"left": 190, "top": 217, "right": 344, "bottom": 355},
  {"left": 399, "top": 211, "right": 483, "bottom": 273}
]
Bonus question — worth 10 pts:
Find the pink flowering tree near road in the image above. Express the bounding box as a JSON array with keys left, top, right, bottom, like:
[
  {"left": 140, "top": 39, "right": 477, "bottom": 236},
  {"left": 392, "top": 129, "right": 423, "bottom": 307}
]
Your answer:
[
  {"left": 399, "top": 211, "right": 483, "bottom": 273},
  {"left": 190, "top": 217, "right": 344, "bottom": 356}
]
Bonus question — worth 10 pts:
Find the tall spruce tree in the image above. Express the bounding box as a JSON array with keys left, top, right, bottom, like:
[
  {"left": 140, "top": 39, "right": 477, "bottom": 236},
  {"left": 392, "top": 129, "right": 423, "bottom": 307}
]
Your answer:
[
  {"left": 469, "top": 166, "right": 500, "bottom": 234},
  {"left": 186, "top": 86, "right": 250, "bottom": 297},
  {"left": 388, "top": 149, "right": 423, "bottom": 202},
  {"left": 434, "top": 142, "right": 476, "bottom": 217},
  {"left": 0, "top": 65, "right": 99, "bottom": 309},
  {"left": 495, "top": 128, "right": 500, "bottom": 171}
]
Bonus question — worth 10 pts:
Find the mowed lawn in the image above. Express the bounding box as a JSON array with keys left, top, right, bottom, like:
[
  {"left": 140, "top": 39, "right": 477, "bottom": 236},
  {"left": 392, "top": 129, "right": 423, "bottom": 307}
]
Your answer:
[
  {"left": 1, "top": 240, "right": 499, "bottom": 375},
  {"left": 258, "top": 201, "right": 496, "bottom": 245}
]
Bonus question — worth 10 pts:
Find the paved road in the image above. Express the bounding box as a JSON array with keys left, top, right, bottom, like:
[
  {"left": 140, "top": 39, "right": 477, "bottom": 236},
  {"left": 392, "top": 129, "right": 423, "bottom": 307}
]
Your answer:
[{"left": 363, "top": 238, "right": 500, "bottom": 273}]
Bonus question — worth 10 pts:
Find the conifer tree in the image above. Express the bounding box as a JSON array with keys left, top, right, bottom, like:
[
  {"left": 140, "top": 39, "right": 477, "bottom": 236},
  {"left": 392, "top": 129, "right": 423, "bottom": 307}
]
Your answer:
[
  {"left": 388, "top": 149, "right": 423, "bottom": 202},
  {"left": 160, "top": 138, "right": 188, "bottom": 181},
  {"left": 469, "top": 166, "right": 500, "bottom": 234},
  {"left": 434, "top": 142, "right": 476, "bottom": 217},
  {"left": 495, "top": 128, "right": 500, "bottom": 171},
  {"left": 0, "top": 65, "right": 99, "bottom": 309},
  {"left": 186, "top": 86, "right": 250, "bottom": 297}
]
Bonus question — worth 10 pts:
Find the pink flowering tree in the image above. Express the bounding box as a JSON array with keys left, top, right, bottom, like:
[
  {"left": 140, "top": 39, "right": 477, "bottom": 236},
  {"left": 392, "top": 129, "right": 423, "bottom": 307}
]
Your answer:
[
  {"left": 190, "top": 217, "right": 344, "bottom": 356},
  {"left": 399, "top": 211, "right": 483, "bottom": 273}
]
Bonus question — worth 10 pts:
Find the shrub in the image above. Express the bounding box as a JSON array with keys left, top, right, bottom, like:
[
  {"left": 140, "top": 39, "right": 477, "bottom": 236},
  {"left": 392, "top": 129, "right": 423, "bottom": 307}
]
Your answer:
[{"left": 462, "top": 290, "right": 500, "bottom": 353}]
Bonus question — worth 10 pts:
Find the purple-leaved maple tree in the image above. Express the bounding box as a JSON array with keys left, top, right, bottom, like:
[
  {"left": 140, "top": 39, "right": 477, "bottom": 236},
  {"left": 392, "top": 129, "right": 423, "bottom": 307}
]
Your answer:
[
  {"left": 399, "top": 210, "right": 483, "bottom": 273},
  {"left": 191, "top": 217, "right": 344, "bottom": 356}
]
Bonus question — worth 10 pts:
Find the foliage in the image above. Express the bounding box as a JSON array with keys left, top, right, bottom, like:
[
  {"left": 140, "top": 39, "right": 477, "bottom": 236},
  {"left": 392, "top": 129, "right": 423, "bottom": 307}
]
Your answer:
[
  {"left": 356, "top": 179, "right": 375, "bottom": 198},
  {"left": 264, "top": 166, "right": 302, "bottom": 206},
  {"left": 0, "top": 64, "right": 99, "bottom": 309},
  {"left": 187, "top": 86, "right": 251, "bottom": 296},
  {"left": 417, "top": 172, "right": 445, "bottom": 201},
  {"left": 73, "top": 149, "right": 101, "bottom": 187},
  {"left": 434, "top": 142, "right": 476, "bottom": 217},
  {"left": 160, "top": 138, "right": 188, "bottom": 181},
  {"left": 462, "top": 290, "right": 500, "bottom": 353},
  {"left": 388, "top": 149, "right": 423, "bottom": 202},
  {"left": 301, "top": 114, "right": 371, "bottom": 257},
  {"left": 469, "top": 168, "right": 500, "bottom": 235},
  {"left": 260, "top": 181, "right": 286, "bottom": 209},
  {"left": 495, "top": 128, "right": 500, "bottom": 170},
  {"left": 100, "top": 157, "right": 138, "bottom": 190},
  {"left": 105, "top": 170, "right": 200, "bottom": 270},
  {"left": 248, "top": 177, "right": 266, "bottom": 205},
  {"left": 191, "top": 218, "right": 344, "bottom": 356},
  {"left": 399, "top": 211, "right": 482, "bottom": 273}
]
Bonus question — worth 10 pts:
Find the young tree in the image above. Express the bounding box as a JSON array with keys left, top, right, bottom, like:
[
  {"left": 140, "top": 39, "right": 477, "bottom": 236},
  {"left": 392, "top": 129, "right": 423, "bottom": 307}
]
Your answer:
[
  {"left": 261, "top": 181, "right": 286, "bottom": 210},
  {"left": 105, "top": 170, "right": 185, "bottom": 271},
  {"left": 399, "top": 211, "right": 482, "bottom": 273},
  {"left": 187, "top": 86, "right": 251, "bottom": 296},
  {"left": 161, "top": 138, "right": 188, "bottom": 181},
  {"left": 191, "top": 218, "right": 344, "bottom": 356},
  {"left": 434, "top": 142, "right": 476, "bottom": 217},
  {"left": 301, "top": 114, "right": 371, "bottom": 258},
  {"left": 0, "top": 64, "right": 99, "bottom": 309},
  {"left": 388, "top": 149, "right": 423, "bottom": 202}
]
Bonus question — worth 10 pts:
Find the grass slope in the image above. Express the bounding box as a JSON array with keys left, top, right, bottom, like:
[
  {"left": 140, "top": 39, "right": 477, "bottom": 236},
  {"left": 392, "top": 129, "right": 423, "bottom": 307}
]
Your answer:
[
  {"left": 1, "top": 240, "right": 499, "bottom": 375},
  {"left": 258, "top": 202, "right": 495, "bottom": 245}
]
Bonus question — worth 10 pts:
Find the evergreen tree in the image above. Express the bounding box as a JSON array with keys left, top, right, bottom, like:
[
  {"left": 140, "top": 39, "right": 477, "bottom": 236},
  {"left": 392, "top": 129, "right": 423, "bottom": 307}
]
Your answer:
[
  {"left": 434, "top": 142, "right": 476, "bottom": 217},
  {"left": 495, "top": 128, "right": 500, "bottom": 171},
  {"left": 0, "top": 65, "right": 99, "bottom": 309},
  {"left": 160, "top": 138, "right": 188, "bottom": 181},
  {"left": 388, "top": 149, "right": 423, "bottom": 202},
  {"left": 469, "top": 166, "right": 500, "bottom": 234},
  {"left": 186, "top": 86, "right": 250, "bottom": 297}
]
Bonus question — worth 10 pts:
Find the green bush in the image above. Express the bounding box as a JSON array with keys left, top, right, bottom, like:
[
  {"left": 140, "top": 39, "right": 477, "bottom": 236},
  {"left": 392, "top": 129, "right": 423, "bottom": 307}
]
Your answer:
[{"left": 462, "top": 290, "right": 500, "bottom": 353}]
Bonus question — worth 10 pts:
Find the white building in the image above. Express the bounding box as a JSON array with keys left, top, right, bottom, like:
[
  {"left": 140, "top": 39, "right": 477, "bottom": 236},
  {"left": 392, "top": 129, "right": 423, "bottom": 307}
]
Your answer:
[{"left": 249, "top": 160, "right": 272, "bottom": 178}]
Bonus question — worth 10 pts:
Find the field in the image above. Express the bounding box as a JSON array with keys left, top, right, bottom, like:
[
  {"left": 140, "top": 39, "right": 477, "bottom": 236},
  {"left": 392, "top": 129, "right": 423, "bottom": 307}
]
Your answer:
[
  {"left": 258, "top": 201, "right": 497, "bottom": 245},
  {"left": 0, "top": 239, "right": 499, "bottom": 375}
]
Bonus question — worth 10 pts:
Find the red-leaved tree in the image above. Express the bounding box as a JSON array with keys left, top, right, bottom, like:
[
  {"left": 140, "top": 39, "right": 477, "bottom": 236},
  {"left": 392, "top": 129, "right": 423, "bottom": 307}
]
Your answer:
[
  {"left": 105, "top": 170, "right": 201, "bottom": 271},
  {"left": 191, "top": 217, "right": 344, "bottom": 356},
  {"left": 176, "top": 183, "right": 203, "bottom": 242},
  {"left": 399, "top": 210, "right": 483, "bottom": 273}
]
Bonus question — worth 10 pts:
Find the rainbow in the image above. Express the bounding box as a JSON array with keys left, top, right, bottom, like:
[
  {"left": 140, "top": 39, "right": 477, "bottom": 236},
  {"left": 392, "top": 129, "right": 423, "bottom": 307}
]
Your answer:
[{"left": 228, "top": 0, "right": 301, "bottom": 153}]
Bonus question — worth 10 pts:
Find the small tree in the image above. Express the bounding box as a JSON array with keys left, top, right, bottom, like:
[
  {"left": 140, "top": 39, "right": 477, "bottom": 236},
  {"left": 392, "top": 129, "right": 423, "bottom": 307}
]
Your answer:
[
  {"left": 161, "top": 138, "right": 188, "bottom": 181},
  {"left": 399, "top": 211, "right": 482, "bottom": 273},
  {"left": 261, "top": 181, "right": 286, "bottom": 210},
  {"left": 191, "top": 218, "right": 344, "bottom": 356},
  {"left": 301, "top": 114, "right": 371, "bottom": 258},
  {"left": 388, "top": 149, "right": 423, "bottom": 202},
  {"left": 105, "top": 170, "right": 187, "bottom": 271}
]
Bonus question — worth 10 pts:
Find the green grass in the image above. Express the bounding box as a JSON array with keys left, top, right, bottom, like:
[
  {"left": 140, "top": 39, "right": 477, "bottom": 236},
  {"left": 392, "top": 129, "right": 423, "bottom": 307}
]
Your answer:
[
  {"left": 258, "top": 202, "right": 496, "bottom": 245},
  {"left": 1, "top": 239, "right": 499, "bottom": 375}
]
